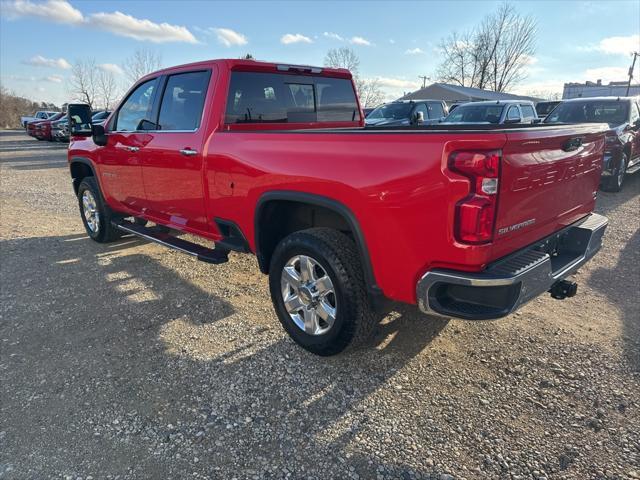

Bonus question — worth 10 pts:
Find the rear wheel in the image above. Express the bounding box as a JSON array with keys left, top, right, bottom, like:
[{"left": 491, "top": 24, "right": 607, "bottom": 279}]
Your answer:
[
  {"left": 269, "top": 228, "right": 376, "bottom": 356},
  {"left": 602, "top": 152, "right": 628, "bottom": 192},
  {"left": 77, "top": 177, "right": 121, "bottom": 243}
]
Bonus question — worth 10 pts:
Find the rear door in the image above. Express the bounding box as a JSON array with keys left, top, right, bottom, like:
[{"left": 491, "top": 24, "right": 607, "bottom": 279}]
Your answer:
[
  {"left": 140, "top": 69, "right": 212, "bottom": 233},
  {"left": 492, "top": 125, "right": 606, "bottom": 256}
]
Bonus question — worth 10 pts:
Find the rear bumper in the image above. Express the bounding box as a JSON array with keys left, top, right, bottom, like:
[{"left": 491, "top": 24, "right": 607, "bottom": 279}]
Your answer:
[{"left": 416, "top": 213, "right": 608, "bottom": 320}]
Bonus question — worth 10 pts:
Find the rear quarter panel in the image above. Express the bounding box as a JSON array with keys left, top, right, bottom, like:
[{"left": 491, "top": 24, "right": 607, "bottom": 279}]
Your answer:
[{"left": 205, "top": 130, "right": 507, "bottom": 303}]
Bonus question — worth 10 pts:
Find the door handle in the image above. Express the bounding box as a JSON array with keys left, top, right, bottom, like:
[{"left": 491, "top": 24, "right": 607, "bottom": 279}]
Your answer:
[
  {"left": 180, "top": 149, "right": 198, "bottom": 156},
  {"left": 124, "top": 146, "right": 140, "bottom": 152}
]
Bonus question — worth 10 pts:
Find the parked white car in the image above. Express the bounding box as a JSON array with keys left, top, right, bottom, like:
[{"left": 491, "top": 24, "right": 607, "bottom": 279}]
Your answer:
[{"left": 20, "top": 110, "right": 58, "bottom": 128}]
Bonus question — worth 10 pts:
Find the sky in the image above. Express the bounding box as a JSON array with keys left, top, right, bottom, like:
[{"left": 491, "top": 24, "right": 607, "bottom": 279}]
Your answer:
[{"left": 1, "top": 0, "right": 639, "bottom": 105}]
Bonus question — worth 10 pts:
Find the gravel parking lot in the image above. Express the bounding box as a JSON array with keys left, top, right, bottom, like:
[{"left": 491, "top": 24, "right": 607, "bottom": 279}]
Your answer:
[{"left": 0, "top": 130, "right": 638, "bottom": 480}]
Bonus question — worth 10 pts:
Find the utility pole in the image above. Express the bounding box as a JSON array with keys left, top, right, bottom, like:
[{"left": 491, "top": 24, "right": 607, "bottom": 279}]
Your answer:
[
  {"left": 627, "top": 52, "right": 639, "bottom": 96},
  {"left": 418, "top": 75, "right": 430, "bottom": 89}
]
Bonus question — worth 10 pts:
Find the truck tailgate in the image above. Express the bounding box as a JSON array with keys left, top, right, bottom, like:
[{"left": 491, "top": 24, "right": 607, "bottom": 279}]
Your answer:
[{"left": 492, "top": 124, "right": 607, "bottom": 257}]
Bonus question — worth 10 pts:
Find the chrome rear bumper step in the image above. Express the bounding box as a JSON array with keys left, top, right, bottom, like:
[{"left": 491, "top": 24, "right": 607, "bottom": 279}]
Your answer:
[
  {"left": 112, "top": 220, "right": 229, "bottom": 264},
  {"left": 416, "top": 213, "right": 608, "bottom": 320}
]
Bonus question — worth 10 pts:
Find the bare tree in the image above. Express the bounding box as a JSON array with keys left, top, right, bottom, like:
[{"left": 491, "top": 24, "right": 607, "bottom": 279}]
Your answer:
[
  {"left": 97, "top": 70, "right": 120, "bottom": 110},
  {"left": 122, "top": 49, "right": 162, "bottom": 84},
  {"left": 324, "top": 47, "right": 383, "bottom": 107},
  {"left": 324, "top": 47, "right": 360, "bottom": 74},
  {"left": 356, "top": 78, "right": 385, "bottom": 108},
  {"left": 69, "top": 59, "right": 98, "bottom": 110},
  {"left": 436, "top": 3, "right": 536, "bottom": 92}
]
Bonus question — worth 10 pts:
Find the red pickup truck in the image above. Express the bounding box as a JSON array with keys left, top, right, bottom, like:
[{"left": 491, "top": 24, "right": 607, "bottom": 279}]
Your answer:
[{"left": 67, "top": 59, "right": 608, "bottom": 356}]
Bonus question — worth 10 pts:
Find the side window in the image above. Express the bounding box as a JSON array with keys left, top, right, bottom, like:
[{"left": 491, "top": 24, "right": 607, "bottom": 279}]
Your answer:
[
  {"left": 158, "top": 71, "right": 210, "bottom": 131},
  {"left": 115, "top": 78, "right": 158, "bottom": 131},
  {"left": 427, "top": 102, "right": 445, "bottom": 119},
  {"left": 414, "top": 104, "right": 428, "bottom": 120},
  {"left": 507, "top": 106, "right": 521, "bottom": 121},
  {"left": 521, "top": 105, "right": 536, "bottom": 119}
]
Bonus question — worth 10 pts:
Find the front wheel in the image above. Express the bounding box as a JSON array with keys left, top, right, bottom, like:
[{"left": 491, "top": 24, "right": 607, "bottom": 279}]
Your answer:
[
  {"left": 602, "top": 152, "right": 628, "bottom": 192},
  {"left": 269, "top": 228, "right": 376, "bottom": 356},
  {"left": 77, "top": 177, "right": 121, "bottom": 243}
]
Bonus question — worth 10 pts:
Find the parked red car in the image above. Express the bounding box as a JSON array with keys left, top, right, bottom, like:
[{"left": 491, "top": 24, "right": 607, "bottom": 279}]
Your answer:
[
  {"left": 67, "top": 59, "right": 608, "bottom": 355},
  {"left": 28, "top": 112, "right": 64, "bottom": 140}
]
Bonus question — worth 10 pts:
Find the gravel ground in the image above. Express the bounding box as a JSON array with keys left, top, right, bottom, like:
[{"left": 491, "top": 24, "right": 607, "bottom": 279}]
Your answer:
[{"left": 0, "top": 130, "right": 638, "bottom": 480}]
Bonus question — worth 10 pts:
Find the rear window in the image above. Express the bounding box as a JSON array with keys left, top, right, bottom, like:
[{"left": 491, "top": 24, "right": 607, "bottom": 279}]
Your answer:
[{"left": 225, "top": 71, "right": 360, "bottom": 124}]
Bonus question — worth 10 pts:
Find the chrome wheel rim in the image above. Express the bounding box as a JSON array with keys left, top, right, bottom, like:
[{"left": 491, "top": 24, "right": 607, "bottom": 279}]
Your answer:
[
  {"left": 82, "top": 190, "right": 100, "bottom": 233},
  {"left": 280, "top": 255, "right": 337, "bottom": 336}
]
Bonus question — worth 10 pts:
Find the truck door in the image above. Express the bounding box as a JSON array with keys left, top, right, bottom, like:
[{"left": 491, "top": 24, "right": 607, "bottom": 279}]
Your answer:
[
  {"left": 140, "top": 70, "right": 212, "bottom": 233},
  {"left": 99, "top": 77, "right": 159, "bottom": 213}
]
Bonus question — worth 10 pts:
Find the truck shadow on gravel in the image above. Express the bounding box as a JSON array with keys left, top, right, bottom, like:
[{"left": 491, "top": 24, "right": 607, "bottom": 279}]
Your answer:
[
  {"left": 587, "top": 228, "right": 640, "bottom": 371},
  {"left": 1, "top": 232, "right": 448, "bottom": 478}
]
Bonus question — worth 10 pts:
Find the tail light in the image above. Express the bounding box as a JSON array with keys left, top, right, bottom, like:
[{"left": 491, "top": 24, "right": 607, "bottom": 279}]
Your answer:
[{"left": 448, "top": 150, "right": 501, "bottom": 244}]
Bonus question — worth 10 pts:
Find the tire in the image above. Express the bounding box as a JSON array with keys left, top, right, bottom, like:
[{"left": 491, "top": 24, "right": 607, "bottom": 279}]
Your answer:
[
  {"left": 77, "top": 177, "right": 121, "bottom": 243},
  {"left": 269, "top": 228, "right": 376, "bottom": 356},
  {"left": 602, "top": 152, "right": 628, "bottom": 192}
]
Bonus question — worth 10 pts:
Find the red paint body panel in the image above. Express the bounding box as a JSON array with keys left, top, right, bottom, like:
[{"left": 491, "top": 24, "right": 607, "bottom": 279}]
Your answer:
[{"left": 68, "top": 59, "right": 608, "bottom": 305}]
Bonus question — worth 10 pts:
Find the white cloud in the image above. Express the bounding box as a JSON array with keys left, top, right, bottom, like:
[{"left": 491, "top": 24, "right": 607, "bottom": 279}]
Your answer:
[
  {"left": 212, "top": 27, "right": 248, "bottom": 47},
  {"left": 281, "top": 33, "right": 313, "bottom": 45},
  {"left": 372, "top": 77, "right": 421, "bottom": 90},
  {"left": 511, "top": 79, "right": 566, "bottom": 97},
  {"left": 365, "top": 77, "right": 421, "bottom": 102},
  {"left": 584, "top": 66, "right": 629, "bottom": 83},
  {"left": 350, "top": 36, "right": 372, "bottom": 46},
  {"left": 389, "top": 39, "right": 395, "bottom": 44},
  {"left": 98, "top": 63, "right": 124, "bottom": 75},
  {"left": 323, "top": 32, "right": 344, "bottom": 41},
  {"left": 88, "top": 11, "right": 197, "bottom": 44},
  {"left": 23, "top": 55, "right": 71, "bottom": 69},
  {"left": 3, "top": 1, "right": 197, "bottom": 44},
  {"left": 596, "top": 34, "right": 640, "bottom": 55},
  {"left": 44, "top": 74, "right": 64, "bottom": 83},
  {"left": 2, "top": 0, "right": 83, "bottom": 24},
  {"left": 405, "top": 48, "right": 425, "bottom": 55}
]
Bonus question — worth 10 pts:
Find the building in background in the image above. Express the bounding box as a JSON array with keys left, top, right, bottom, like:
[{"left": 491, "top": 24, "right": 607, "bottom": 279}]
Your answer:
[
  {"left": 563, "top": 80, "right": 640, "bottom": 99},
  {"left": 398, "top": 83, "right": 539, "bottom": 104}
]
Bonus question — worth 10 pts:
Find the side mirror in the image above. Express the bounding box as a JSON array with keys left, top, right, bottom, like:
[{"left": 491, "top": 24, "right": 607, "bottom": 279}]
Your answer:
[
  {"left": 414, "top": 111, "right": 425, "bottom": 124},
  {"left": 532, "top": 118, "right": 542, "bottom": 124},
  {"left": 504, "top": 118, "right": 520, "bottom": 125},
  {"left": 92, "top": 124, "right": 108, "bottom": 146},
  {"left": 634, "top": 118, "right": 640, "bottom": 130},
  {"left": 68, "top": 104, "right": 93, "bottom": 137}
]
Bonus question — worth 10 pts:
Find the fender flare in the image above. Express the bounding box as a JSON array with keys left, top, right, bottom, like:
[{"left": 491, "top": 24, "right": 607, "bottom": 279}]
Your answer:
[
  {"left": 254, "top": 190, "right": 383, "bottom": 302},
  {"left": 68, "top": 156, "right": 100, "bottom": 194}
]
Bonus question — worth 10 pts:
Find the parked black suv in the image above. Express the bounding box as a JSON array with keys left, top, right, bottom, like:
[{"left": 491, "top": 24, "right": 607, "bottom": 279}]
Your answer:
[{"left": 544, "top": 96, "right": 640, "bottom": 191}]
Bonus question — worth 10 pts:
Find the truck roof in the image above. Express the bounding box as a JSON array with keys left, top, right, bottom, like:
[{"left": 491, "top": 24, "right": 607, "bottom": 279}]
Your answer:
[
  {"left": 561, "top": 96, "right": 639, "bottom": 103},
  {"left": 139, "top": 59, "right": 352, "bottom": 82},
  {"left": 456, "top": 99, "right": 534, "bottom": 106}
]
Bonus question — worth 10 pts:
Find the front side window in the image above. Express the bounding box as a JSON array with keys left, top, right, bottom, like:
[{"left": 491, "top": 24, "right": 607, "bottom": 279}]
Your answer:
[
  {"left": 225, "top": 71, "right": 360, "bottom": 124},
  {"left": 115, "top": 78, "right": 158, "bottom": 131},
  {"left": 427, "top": 102, "right": 445, "bottom": 119},
  {"left": 158, "top": 71, "right": 210, "bottom": 131},
  {"left": 521, "top": 105, "right": 536, "bottom": 119},
  {"left": 506, "top": 106, "right": 520, "bottom": 121}
]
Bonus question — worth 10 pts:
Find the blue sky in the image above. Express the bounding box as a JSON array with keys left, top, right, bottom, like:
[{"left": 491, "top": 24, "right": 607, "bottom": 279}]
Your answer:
[{"left": 1, "top": 0, "right": 639, "bottom": 105}]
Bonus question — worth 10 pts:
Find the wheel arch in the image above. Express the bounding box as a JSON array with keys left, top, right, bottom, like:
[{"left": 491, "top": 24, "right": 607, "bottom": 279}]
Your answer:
[
  {"left": 69, "top": 157, "right": 99, "bottom": 195},
  {"left": 254, "top": 191, "right": 383, "bottom": 305}
]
